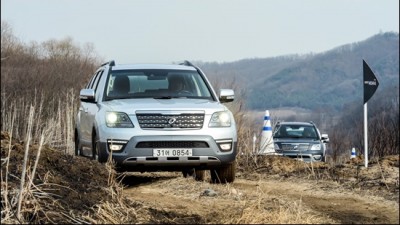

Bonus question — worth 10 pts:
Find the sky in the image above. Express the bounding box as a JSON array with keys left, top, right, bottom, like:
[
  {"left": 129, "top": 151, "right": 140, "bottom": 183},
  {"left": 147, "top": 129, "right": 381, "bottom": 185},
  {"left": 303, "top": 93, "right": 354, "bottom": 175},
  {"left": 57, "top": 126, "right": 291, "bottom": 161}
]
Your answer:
[{"left": 1, "top": 0, "right": 399, "bottom": 64}]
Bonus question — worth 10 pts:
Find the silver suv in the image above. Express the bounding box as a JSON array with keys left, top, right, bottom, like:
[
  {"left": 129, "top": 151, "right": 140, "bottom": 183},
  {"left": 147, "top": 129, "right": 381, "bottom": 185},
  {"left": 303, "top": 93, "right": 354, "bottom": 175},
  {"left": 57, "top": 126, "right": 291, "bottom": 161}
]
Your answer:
[
  {"left": 75, "top": 60, "right": 238, "bottom": 183},
  {"left": 273, "top": 121, "right": 329, "bottom": 162}
]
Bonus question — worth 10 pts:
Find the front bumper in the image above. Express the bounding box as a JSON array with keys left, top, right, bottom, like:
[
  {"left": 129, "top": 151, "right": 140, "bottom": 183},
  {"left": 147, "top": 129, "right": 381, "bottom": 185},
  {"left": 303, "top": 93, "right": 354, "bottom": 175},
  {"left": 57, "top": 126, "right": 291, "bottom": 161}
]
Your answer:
[
  {"left": 98, "top": 135, "right": 237, "bottom": 169},
  {"left": 277, "top": 150, "right": 324, "bottom": 162}
]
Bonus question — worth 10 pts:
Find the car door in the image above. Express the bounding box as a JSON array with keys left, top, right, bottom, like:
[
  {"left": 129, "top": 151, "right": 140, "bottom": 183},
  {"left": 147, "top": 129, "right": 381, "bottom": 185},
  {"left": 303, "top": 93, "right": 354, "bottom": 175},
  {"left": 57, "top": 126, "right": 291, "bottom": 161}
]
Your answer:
[{"left": 80, "top": 69, "right": 104, "bottom": 146}]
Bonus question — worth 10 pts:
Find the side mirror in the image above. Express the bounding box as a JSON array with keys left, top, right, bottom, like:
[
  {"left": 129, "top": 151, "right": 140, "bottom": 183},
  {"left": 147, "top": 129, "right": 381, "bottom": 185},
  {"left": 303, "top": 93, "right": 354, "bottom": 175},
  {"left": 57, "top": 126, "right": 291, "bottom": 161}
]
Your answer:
[
  {"left": 80, "top": 89, "right": 95, "bottom": 102},
  {"left": 321, "top": 134, "right": 329, "bottom": 143},
  {"left": 219, "top": 89, "right": 235, "bottom": 103}
]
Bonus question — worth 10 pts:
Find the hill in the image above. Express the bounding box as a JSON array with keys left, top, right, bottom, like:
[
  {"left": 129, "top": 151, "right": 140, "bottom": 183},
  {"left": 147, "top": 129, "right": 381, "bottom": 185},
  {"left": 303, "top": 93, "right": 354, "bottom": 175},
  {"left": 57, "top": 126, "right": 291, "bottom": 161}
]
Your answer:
[{"left": 198, "top": 32, "right": 399, "bottom": 112}]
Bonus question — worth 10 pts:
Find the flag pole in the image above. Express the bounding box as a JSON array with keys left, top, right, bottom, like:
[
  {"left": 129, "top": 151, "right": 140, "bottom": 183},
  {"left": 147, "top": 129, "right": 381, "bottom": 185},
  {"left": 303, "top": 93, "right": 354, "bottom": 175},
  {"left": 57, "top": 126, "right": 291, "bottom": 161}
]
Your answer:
[
  {"left": 363, "top": 59, "right": 379, "bottom": 168},
  {"left": 364, "top": 102, "right": 368, "bottom": 168}
]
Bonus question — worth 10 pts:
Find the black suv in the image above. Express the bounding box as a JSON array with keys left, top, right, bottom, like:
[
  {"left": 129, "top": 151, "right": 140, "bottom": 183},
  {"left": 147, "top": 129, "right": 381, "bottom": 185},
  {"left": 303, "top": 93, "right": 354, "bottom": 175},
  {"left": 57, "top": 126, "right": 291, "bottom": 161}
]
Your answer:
[{"left": 273, "top": 121, "right": 329, "bottom": 162}]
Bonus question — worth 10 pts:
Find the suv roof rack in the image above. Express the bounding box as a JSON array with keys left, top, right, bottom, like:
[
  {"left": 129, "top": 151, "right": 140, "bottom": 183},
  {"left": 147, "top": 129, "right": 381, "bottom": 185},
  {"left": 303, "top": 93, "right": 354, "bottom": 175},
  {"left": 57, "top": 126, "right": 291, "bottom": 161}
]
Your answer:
[
  {"left": 101, "top": 60, "right": 115, "bottom": 67},
  {"left": 179, "top": 60, "right": 195, "bottom": 67}
]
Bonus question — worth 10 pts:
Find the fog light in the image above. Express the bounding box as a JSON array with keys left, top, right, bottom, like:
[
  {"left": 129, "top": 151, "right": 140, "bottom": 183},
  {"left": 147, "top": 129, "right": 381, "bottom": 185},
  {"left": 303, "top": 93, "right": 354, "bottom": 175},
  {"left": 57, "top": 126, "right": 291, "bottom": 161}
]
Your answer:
[
  {"left": 313, "top": 155, "right": 322, "bottom": 160},
  {"left": 107, "top": 140, "right": 128, "bottom": 152},
  {"left": 217, "top": 143, "right": 232, "bottom": 151},
  {"left": 109, "top": 144, "right": 123, "bottom": 151}
]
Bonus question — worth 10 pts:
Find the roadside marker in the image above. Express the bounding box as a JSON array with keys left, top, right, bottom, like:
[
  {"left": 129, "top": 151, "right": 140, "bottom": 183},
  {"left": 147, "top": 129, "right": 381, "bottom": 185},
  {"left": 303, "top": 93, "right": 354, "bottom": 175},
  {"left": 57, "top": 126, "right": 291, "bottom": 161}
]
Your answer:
[
  {"left": 259, "top": 110, "right": 275, "bottom": 154},
  {"left": 351, "top": 147, "right": 356, "bottom": 159}
]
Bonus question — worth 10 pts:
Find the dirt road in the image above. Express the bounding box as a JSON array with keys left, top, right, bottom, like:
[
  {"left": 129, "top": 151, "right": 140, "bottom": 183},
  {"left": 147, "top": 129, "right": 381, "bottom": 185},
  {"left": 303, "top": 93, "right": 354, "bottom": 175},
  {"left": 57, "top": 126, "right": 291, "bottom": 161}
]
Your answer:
[{"left": 122, "top": 171, "right": 399, "bottom": 224}]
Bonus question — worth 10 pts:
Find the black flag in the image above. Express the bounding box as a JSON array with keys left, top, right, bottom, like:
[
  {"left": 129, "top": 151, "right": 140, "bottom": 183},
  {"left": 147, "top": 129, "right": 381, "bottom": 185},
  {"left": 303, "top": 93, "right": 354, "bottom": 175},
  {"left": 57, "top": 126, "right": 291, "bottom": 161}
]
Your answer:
[{"left": 363, "top": 60, "right": 379, "bottom": 104}]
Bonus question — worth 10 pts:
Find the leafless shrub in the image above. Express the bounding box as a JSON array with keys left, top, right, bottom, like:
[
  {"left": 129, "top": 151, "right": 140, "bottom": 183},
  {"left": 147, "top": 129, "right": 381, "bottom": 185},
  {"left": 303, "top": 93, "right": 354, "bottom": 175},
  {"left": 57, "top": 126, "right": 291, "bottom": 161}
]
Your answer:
[{"left": 1, "top": 21, "right": 100, "bottom": 150}]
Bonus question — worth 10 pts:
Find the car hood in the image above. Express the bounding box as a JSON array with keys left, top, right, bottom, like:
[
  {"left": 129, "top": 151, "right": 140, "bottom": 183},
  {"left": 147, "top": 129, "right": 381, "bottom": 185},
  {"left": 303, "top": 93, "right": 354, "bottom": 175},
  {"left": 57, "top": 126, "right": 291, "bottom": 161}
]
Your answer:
[{"left": 100, "top": 98, "right": 228, "bottom": 115}]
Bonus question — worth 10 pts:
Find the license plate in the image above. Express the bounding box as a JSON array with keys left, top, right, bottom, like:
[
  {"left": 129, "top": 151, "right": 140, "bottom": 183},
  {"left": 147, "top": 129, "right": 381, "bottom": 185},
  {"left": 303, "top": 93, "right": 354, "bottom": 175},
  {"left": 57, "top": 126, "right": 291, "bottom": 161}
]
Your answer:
[{"left": 153, "top": 149, "right": 192, "bottom": 157}]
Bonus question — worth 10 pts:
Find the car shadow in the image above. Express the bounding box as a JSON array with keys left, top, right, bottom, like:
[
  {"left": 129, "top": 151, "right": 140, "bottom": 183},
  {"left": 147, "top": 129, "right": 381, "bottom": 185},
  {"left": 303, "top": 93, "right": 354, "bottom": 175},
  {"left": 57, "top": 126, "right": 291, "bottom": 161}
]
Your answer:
[{"left": 117, "top": 171, "right": 180, "bottom": 188}]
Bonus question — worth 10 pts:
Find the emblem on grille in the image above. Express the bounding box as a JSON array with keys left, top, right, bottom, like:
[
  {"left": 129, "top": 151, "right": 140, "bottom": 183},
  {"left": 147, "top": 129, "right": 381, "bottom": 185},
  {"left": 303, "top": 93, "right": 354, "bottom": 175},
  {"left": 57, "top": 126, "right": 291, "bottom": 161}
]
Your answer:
[{"left": 168, "top": 117, "right": 177, "bottom": 125}]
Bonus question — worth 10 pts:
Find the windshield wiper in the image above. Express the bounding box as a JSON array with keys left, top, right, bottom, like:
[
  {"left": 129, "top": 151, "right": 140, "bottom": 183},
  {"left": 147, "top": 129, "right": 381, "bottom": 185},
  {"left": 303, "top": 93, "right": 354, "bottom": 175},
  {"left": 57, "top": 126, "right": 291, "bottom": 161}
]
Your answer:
[
  {"left": 105, "top": 96, "right": 133, "bottom": 101},
  {"left": 154, "top": 96, "right": 172, "bottom": 99},
  {"left": 154, "top": 96, "right": 188, "bottom": 99}
]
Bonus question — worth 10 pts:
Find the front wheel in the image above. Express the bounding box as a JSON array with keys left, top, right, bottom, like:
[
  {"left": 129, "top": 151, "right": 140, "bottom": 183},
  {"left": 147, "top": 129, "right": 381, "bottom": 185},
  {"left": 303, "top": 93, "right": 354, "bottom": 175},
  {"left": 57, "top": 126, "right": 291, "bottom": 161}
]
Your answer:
[
  {"left": 92, "top": 134, "right": 107, "bottom": 163},
  {"left": 182, "top": 168, "right": 195, "bottom": 178},
  {"left": 210, "top": 162, "right": 236, "bottom": 184},
  {"left": 182, "top": 169, "right": 205, "bottom": 181}
]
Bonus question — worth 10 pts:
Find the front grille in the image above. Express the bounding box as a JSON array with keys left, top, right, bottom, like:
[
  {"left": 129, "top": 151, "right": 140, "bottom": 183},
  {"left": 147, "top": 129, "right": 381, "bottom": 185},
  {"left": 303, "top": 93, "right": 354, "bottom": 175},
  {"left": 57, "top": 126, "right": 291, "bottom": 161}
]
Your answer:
[
  {"left": 281, "top": 143, "right": 310, "bottom": 151},
  {"left": 136, "top": 141, "right": 209, "bottom": 148},
  {"left": 137, "top": 113, "right": 204, "bottom": 129}
]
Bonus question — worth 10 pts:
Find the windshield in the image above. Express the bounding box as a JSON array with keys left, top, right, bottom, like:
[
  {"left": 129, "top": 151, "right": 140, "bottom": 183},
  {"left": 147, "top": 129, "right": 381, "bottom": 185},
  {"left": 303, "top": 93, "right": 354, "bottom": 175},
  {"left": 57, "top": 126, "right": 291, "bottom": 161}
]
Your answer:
[
  {"left": 273, "top": 124, "right": 318, "bottom": 139},
  {"left": 104, "top": 69, "right": 214, "bottom": 100}
]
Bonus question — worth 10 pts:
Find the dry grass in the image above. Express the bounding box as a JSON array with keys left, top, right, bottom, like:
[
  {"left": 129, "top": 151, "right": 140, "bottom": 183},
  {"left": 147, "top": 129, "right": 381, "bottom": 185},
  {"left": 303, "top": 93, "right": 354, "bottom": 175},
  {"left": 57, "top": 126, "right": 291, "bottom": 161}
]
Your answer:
[
  {"left": 1, "top": 90, "right": 77, "bottom": 154},
  {"left": 0, "top": 100, "right": 139, "bottom": 224},
  {"left": 225, "top": 197, "right": 321, "bottom": 224}
]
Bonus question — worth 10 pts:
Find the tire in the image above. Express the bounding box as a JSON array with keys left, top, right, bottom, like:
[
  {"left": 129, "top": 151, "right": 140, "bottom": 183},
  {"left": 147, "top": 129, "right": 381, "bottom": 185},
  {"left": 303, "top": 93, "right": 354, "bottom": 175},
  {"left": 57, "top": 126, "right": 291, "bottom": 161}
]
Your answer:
[
  {"left": 210, "top": 162, "right": 236, "bottom": 184},
  {"left": 194, "top": 169, "right": 205, "bottom": 181},
  {"left": 182, "top": 168, "right": 195, "bottom": 178},
  {"left": 92, "top": 133, "right": 107, "bottom": 163},
  {"left": 182, "top": 169, "right": 205, "bottom": 181},
  {"left": 74, "top": 130, "right": 81, "bottom": 156}
]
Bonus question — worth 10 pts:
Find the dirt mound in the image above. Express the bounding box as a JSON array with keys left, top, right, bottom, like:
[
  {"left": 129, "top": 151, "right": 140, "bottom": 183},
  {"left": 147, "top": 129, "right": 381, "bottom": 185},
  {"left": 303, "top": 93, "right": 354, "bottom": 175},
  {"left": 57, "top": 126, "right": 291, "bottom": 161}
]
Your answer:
[
  {"left": 239, "top": 153, "right": 399, "bottom": 201},
  {"left": 329, "top": 155, "right": 400, "bottom": 199},
  {"left": 1, "top": 131, "right": 120, "bottom": 223},
  {"left": 255, "top": 155, "right": 327, "bottom": 174}
]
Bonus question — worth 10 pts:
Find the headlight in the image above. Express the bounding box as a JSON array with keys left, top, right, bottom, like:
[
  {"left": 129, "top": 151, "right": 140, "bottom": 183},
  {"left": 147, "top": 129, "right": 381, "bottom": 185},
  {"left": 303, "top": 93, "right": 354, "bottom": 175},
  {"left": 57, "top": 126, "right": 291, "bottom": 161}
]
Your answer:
[
  {"left": 209, "top": 111, "right": 231, "bottom": 127},
  {"left": 274, "top": 144, "right": 280, "bottom": 150},
  {"left": 106, "top": 112, "right": 134, "bottom": 128},
  {"left": 310, "top": 144, "right": 321, "bottom": 150}
]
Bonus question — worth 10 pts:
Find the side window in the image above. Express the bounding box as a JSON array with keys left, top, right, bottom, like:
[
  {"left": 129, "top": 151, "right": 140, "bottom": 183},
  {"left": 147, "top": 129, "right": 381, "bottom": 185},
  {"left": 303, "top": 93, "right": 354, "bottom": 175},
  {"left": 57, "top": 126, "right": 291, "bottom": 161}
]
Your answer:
[
  {"left": 92, "top": 70, "right": 104, "bottom": 92},
  {"left": 88, "top": 70, "right": 102, "bottom": 89},
  {"left": 86, "top": 71, "right": 98, "bottom": 89}
]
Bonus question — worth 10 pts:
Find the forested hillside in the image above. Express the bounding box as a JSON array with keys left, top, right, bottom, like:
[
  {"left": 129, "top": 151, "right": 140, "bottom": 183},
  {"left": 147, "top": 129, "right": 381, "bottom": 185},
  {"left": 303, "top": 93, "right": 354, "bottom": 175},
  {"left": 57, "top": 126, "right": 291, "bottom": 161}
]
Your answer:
[{"left": 198, "top": 32, "right": 399, "bottom": 112}]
